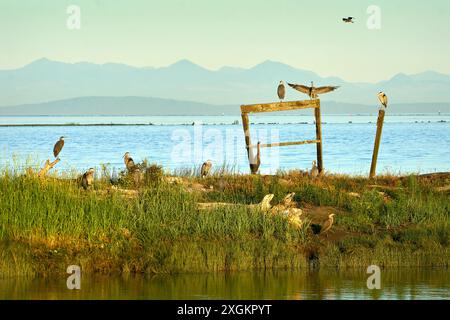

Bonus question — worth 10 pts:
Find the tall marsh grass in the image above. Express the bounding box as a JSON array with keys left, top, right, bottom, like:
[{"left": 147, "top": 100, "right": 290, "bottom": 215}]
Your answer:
[{"left": 0, "top": 168, "right": 448, "bottom": 276}]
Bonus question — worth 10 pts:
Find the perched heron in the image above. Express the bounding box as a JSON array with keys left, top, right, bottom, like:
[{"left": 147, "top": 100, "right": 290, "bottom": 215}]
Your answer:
[
  {"left": 81, "top": 168, "right": 95, "bottom": 190},
  {"left": 377, "top": 92, "right": 388, "bottom": 109},
  {"left": 123, "top": 152, "right": 136, "bottom": 172},
  {"left": 53, "top": 136, "right": 65, "bottom": 158},
  {"left": 249, "top": 142, "right": 261, "bottom": 174},
  {"left": 310, "top": 160, "right": 319, "bottom": 178},
  {"left": 200, "top": 160, "right": 213, "bottom": 178},
  {"left": 321, "top": 213, "right": 335, "bottom": 234},
  {"left": 288, "top": 81, "right": 339, "bottom": 99},
  {"left": 343, "top": 17, "right": 355, "bottom": 23},
  {"left": 277, "top": 81, "right": 286, "bottom": 102}
]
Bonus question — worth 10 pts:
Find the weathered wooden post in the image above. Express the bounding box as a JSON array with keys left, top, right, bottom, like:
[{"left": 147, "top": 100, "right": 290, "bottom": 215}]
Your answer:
[
  {"left": 314, "top": 100, "right": 323, "bottom": 174},
  {"left": 241, "top": 112, "right": 256, "bottom": 174},
  {"left": 369, "top": 109, "right": 386, "bottom": 178},
  {"left": 240, "top": 100, "right": 321, "bottom": 174}
]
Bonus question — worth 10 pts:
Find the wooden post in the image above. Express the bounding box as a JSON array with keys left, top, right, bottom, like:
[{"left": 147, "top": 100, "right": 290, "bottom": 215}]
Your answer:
[
  {"left": 240, "top": 99, "right": 320, "bottom": 174},
  {"left": 241, "top": 113, "right": 255, "bottom": 173},
  {"left": 370, "top": 109, "right": 386, "bottom": 179},
  {"left": 314, "top": 100, "right": 323, "bottom": 174}
]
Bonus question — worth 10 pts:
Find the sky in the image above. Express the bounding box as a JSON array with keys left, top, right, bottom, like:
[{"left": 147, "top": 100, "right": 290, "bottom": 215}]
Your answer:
[{"left": 1, "top": 0, "right": 449, "bottom": 82}]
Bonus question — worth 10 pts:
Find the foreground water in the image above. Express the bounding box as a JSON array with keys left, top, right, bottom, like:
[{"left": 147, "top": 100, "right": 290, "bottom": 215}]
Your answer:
[
  {"left": 0, "top": 114, "right": 449, "bottom": 175},
  {"left": 0, "top": 269, "right": 448, "bottom": 300}
]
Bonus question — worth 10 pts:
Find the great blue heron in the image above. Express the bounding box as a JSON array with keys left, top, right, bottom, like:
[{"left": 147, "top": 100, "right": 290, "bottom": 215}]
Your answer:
[
  {"left": 311, "top": 213, "right": 335, "bottom": 235},
  {"left": 310, "top": 160, "right": 319, "bottom": 178},
  {"left": 343, "top": 17, "right": 355, "bottom": 23},
  {"left": 277, "top": 81, "right": 286, "bottom": 102},
  {"left": 288, "top": 81, "right": 339, "bottom": 99},
  {"left": 321, "top": 213, "right": 335, "bottom": 234},
  {"left": 377, "top": 92, "right": 388, "bottom": 109},
  {"left": 123, "top": 152, "right": 136, "bottom": 172},
  {"left": 200, "top": 160, "right": 212, "bottom": 178},
  {"left": 250, "top": 141, "right": 261, "bottom": 174},
  {"left": 53, "top": 136, "right": 65, "bottom": 158},
  {"left": 81, "top": 168, "right": 95, "bottom": 190}
]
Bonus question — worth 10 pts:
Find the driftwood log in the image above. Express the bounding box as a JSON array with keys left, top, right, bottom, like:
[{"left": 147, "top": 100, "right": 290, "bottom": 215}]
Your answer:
[
  {"left": 197, "top": 193, "right": 304, "bottom": 229},
  {"left": 37, "top": 158, "right": 60, "bottom": 177}
]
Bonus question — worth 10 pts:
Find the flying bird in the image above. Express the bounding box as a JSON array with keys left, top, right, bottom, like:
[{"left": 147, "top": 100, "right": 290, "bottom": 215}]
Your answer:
[
  {"left": 377, "top": 92, "right": 388, "bottom": 109},
  {"left": 200, "top": 160, "right": 213, "bottom": 178},
  {"left": 288, "top": 81, "right": 339, "bottom": 99},
  {"left": 343, "top": 17, "right": 355, "bottom": 23},
  {"left": 81, "top": 168, "right": 95, "bottom": 190},
  {"left": 310, "top": 160, "right": 319, "bottom": 178},
  {"left": 250, "top": 142, "right": 261, "bottom": 174},
  {"left": 277, "top": 81, "right": 285, "bottom": 102},
  {"left": 53, "top": 136, "right": 65, "bottom": 158},
  {"left": 123, "top": 152, "right": 137, "bottom": 172}
]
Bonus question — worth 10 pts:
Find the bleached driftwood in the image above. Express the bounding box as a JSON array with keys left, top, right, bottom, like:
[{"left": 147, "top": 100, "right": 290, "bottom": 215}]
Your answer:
[
  {"left": 197, "top": 194, "right": 274, "bottom": 211},
  {"left": 37, "top": 158, "right": 60, "bottom": 177},
  {"left": 197, "top": 193, "right": 304, "bottom": 228}
]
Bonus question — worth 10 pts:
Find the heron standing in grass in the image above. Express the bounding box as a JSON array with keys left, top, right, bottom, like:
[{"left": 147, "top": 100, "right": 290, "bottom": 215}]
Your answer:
[
  {"left": 311, "top": 213, "right": 335, "bottom": 235},
  {"left": 321, "top": 213, "right": 335, "bottom": 234},
  {"left": 310, "top": 160, "right": 319, "bottom": 178},
  {"left": 277, "top": 81, "right": 285, "bottom": 102},
  {"left": 53, "top": 136, "right": 65, "bottom": 158},
  {"left": 123, "top": 152, "right": 136, "bottom": 172},
  {"left": 81, "top": 168, "right": 95, "bottom": 190},
  {"left": 200, "top": 160, "right": 213, "bottom": 178}
]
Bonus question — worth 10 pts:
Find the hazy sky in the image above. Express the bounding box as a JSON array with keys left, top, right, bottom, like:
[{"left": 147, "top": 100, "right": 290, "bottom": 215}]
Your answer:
[{"left": 1, "top": 0, "right": 449, "bottom": 82}]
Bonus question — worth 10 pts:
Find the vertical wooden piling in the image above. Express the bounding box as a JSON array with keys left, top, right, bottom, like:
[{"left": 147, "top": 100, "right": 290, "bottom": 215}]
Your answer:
[
  {"left": 370, "top": 109, "right": 386, "bottom": 179},
  {"left": 314, "top": 101, "right": 324, "bottom": 174},
  {"left": 241, "top": 112, "right": 254, "bottom": 173}
]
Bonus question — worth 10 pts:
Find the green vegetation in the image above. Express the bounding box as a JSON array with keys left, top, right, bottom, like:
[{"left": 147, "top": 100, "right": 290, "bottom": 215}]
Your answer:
[{"left": 0, "top": 167, "right": 448, "bottom": 277}]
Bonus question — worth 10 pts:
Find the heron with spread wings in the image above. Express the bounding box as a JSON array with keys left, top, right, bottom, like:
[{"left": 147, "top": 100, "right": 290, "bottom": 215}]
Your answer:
[{"left": 288, "top": 81, "right": 339, "bottom": 99}]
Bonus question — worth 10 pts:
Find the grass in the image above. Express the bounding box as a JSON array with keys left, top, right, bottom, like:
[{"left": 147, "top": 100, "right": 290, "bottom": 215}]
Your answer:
[{"left": 0, "top": 165, "right": 448, "bottom": 276}]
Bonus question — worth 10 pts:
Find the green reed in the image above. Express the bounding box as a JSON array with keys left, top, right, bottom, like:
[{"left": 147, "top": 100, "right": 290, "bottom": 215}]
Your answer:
[{"left": 0, "top": 167, "right": 448, "bottom": 276}]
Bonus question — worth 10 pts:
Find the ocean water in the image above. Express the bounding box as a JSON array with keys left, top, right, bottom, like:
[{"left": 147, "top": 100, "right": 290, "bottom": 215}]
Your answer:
[{"left": 0, "top": 114, "right": 449, "bottom": 175}]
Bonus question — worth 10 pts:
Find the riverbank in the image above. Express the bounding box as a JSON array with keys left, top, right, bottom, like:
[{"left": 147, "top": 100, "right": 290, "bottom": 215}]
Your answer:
[{"left": 0, "top": 168, "right": 448, "bottom": 277}]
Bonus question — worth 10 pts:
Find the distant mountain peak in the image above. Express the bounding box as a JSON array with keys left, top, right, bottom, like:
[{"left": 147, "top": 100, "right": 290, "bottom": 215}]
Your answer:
[
  {"left": 27, "top": 57, "right": 55, "bottom": 66},
  {"left": 166, "top": 59, "right": 206, "bottom": 70}
]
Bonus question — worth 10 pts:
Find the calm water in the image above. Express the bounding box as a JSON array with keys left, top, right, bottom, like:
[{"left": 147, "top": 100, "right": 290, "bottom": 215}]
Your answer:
[
  {"left": 0, "top": 269, "right": 448, "bottom": 300},
  {"left": 0, "top": 114, "right": 449, "bottom": 175}
]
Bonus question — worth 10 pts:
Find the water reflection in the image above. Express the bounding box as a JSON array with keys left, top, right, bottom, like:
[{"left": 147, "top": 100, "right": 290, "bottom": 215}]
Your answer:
[{"left": 0, "top": 268, "right": 448, "bottom": 300}]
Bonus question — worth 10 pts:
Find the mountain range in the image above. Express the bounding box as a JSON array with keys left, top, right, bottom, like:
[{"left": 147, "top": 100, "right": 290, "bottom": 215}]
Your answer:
[
  {"left": 0, "top": 58, "right": 449, "bottom": 115},
  {"left": 0, "top": 96, "right": 447, "bottom": 116}
]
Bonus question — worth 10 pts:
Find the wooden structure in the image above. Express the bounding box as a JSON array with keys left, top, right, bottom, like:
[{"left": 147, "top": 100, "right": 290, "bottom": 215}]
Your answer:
[
  {"left": 240, "top": 100, "right": 323, "bottom": 174},
  {"left": 369, "top": 109, "right": 386, "bottom": 178}
]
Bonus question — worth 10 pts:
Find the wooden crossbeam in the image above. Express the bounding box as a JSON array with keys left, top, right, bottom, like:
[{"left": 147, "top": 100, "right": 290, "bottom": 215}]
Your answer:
[
  {"left": 241, "top": 99, "right": 323, "bottom": 175},
  {"left": 249, "top": 140, "right": 320, "bottom": 149},
  {"left": 241, "top": 100, "right": 319, "bottom": 114}
]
